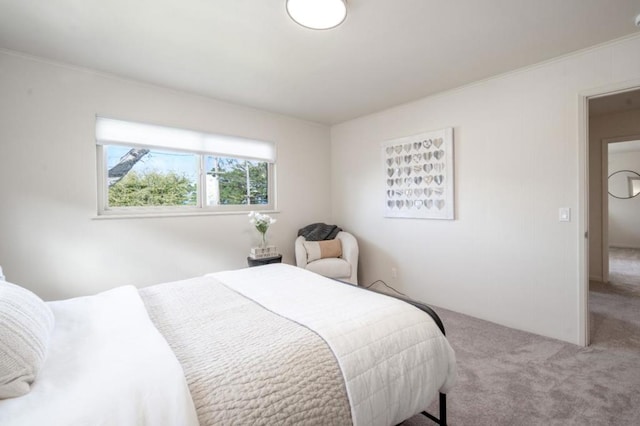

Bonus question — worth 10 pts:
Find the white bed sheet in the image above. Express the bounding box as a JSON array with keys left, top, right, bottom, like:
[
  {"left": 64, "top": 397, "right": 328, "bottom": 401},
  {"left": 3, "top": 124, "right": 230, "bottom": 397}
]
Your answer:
[
  {"left": 0, "top": 285, "right": 198, "bottom": 426},
  {"left": 213, "top": 264, "right": 457, "bottom": 426}
]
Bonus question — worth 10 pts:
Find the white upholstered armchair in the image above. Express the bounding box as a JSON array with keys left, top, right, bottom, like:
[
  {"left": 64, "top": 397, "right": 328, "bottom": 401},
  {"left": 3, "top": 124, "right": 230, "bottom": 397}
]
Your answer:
[{"left": 295, "top": 231, "right": 359, "bottom": 285}]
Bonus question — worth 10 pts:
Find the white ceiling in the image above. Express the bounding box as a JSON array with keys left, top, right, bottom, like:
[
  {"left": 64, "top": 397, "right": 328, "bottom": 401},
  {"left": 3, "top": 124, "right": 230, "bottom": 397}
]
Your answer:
[{"left": 1, "top": 0, "right": 640, "bottom": 124}]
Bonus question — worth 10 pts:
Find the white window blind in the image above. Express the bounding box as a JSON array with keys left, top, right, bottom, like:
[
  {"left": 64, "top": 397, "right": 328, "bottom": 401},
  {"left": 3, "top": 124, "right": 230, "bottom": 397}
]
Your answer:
[{"left": 95, "top": 117, "right": 276, "bottom": 162}]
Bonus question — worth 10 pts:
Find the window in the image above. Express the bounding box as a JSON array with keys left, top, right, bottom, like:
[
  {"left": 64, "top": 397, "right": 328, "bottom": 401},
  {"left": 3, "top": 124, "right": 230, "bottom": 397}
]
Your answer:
[
  {"left": 205, "top": 156, "right": 269, "bottom": 206},
  {"left": 96, "top": 117, "right": 275, "bottom": 215}
]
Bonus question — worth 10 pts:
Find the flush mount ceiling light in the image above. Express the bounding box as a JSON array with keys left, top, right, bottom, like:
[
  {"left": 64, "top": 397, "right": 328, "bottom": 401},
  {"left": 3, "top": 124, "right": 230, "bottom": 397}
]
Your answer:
[{"left": 286, "top": 0, "right": 347, "bottom": 30}]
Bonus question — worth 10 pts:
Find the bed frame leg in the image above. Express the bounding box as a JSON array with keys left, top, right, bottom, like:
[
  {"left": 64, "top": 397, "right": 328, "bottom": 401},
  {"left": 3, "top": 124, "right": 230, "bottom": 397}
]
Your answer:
[
  {"left": 420, "top": 393, "right": 447, "bottom": 425},
  {"left": 439, "top": 392, "right": 447, "bottom": 425}
]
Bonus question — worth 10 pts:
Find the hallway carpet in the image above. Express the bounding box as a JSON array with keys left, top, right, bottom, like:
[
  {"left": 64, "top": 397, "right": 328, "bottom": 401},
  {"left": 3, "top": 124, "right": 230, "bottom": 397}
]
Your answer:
[{"left": 608, "top": 246, "right": 640, "bottom": 295}]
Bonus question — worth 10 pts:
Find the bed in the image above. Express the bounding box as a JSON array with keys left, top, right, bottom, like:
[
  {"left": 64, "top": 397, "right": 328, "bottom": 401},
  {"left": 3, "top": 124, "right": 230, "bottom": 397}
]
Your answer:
[{"left": 0, "top": 263, "right": 456, "bottom": 426}]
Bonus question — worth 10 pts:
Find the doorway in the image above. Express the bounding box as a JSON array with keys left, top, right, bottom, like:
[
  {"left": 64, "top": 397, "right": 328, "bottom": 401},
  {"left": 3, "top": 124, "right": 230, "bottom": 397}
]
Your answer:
[{"left": 587, "top": 87, "right": 640, "bottom": 344}]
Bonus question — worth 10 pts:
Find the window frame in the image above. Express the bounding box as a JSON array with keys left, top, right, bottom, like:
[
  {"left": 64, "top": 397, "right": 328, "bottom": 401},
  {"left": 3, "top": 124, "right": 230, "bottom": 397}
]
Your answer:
[{"left": 95, "top": 119, "right": 276, "bottom": 217}]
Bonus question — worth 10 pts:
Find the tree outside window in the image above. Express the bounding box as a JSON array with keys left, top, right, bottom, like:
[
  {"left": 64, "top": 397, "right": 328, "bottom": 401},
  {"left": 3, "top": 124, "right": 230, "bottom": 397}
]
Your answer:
[{"left": 104, "top": 146, "right": 270, "bottom": 211}]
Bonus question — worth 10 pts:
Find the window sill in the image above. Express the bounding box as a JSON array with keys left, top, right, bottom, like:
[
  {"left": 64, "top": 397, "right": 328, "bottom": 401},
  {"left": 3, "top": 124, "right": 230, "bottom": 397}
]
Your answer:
[{"left": 93, "top": 209, "right": 280, "bottom": 220}]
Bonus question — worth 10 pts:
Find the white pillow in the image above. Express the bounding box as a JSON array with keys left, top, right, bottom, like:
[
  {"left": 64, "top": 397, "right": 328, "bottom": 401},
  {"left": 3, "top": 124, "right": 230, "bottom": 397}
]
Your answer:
[{"left": 0, "top": 281, "right": 54, "bottom": 399}]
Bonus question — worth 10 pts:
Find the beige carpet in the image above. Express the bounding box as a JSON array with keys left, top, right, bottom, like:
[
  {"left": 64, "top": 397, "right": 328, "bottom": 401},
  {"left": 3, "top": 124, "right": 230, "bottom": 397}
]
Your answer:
[{"left": 401, "top": 284, "right": 640, "bottom": 425}]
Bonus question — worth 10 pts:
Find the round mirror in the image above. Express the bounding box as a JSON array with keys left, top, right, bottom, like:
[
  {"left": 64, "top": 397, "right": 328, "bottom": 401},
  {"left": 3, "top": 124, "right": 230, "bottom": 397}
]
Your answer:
[{"left": 608, "top": 170, "right": 640, "bottom": 199}]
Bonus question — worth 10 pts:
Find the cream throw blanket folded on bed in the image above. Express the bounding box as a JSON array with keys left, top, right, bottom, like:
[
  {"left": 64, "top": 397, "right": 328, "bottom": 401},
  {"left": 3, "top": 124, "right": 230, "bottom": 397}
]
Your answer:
[{"left": 141, "top": 276, "right": 352, "bottom": 426}]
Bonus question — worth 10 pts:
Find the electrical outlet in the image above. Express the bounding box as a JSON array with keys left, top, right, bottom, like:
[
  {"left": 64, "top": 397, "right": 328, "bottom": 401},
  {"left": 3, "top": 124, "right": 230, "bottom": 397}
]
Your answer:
[{"left": 391, "top": 267, "right": 397, "bottom": 278}]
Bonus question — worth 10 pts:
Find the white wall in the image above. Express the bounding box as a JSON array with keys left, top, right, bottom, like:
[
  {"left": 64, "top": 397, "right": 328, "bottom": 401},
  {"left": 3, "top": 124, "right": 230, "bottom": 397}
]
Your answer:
[
  {"left": 608, "top": 150, "right": 640, "bottom": 248},
  {"left": 331, "top": 34, "right": 640, "bottom": 344},
  {"left": 588, "top": 108, "right": 640, "bottom": 280},
  {"left": 0, "top": 50, "right": 332, "bottom": 300}
]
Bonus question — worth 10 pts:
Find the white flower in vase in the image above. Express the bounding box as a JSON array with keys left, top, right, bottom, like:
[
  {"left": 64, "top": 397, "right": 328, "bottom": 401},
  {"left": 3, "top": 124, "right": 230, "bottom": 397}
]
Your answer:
[{"left": 248, "top": 211, "right": 276, "bottom": 248}]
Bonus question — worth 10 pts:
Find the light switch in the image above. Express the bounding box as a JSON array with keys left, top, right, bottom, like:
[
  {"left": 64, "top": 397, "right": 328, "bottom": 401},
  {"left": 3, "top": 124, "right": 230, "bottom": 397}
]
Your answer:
[{"left": 559, "top": 207, "right": 571, "bottom": 222}]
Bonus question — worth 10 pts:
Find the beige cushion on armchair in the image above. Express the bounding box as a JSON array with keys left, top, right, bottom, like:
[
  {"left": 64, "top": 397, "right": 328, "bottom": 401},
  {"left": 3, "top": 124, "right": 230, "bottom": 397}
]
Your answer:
[{"left": 295, "top": 231, "right": 359, "bottom": 285}]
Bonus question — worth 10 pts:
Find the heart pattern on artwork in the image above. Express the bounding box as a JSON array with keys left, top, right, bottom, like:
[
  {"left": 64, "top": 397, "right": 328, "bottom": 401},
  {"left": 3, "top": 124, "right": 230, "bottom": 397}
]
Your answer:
[{"left": 384, "top": 133, "right": 451, "bottom": 215}]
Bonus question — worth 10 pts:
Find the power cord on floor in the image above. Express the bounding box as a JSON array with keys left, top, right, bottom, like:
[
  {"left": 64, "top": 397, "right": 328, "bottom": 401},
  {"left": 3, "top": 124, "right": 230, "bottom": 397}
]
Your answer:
[{"left": 365, "top": 279, "right": 407, "bottom": 297}]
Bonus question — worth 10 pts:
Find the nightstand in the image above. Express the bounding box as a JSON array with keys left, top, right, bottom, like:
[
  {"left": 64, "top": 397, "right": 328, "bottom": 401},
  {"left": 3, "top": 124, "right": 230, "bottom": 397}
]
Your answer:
[{"left": 247, "top": 255, "right": 283, "bottom": 267}]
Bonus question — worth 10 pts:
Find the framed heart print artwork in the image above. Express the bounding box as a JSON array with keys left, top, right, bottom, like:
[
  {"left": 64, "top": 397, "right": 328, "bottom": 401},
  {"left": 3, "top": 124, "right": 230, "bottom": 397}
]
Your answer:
[{"left": 382, "top": 127, "right": 454, "bottom": 220}]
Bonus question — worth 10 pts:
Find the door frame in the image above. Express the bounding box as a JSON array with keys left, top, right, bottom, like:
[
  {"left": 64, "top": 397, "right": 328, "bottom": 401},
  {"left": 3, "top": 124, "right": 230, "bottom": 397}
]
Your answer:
[{"left": 578, "top": 79, "right": 640, "bottom": 346}]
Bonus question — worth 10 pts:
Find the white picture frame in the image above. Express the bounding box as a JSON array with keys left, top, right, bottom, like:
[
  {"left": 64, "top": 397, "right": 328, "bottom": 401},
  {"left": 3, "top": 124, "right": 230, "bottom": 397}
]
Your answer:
[{"left": 382, "top": 127, "right": 454, "bottom": 220}]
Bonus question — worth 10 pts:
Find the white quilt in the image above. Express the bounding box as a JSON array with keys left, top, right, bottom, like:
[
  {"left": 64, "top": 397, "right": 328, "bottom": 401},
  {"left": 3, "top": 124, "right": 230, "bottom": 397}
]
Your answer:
[
  {"left": 0, "top": 286, "right": 198, "bottom": 426},
  {"left": 213, "top": 264, "right": 457, "bottom": 426}
]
